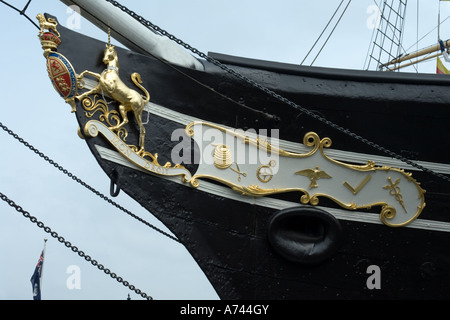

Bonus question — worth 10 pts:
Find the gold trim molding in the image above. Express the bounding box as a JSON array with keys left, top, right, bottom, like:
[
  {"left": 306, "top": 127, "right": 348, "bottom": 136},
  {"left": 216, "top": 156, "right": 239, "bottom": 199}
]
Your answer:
[{"left": 84, "top": 120, "right": 191, "bottom": 182}]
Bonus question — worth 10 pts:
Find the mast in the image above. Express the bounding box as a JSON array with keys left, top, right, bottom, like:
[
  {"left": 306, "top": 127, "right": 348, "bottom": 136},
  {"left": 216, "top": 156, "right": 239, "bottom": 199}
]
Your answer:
[
  {"left": 365, "top": 0, "right": 408, "bottom": 71},
  {"left": 382, "top": 40, "right": 450, "bottom": 71},
  {"left": 367, "top": 0, "right": 450, "bottom": 72},
  {"left": 59, "top": 0, "right": 204, "bottom": 70},
  {"left": 30, "top": 238, "right": 47, "bottom": 300},
  {"left": 40, "top": 239, "right": 48, "bottom": 293}
]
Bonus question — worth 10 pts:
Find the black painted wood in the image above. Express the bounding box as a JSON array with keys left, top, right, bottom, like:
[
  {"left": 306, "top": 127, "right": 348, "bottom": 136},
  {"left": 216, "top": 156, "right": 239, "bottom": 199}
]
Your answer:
[{"left": 51, "top": 21, "right": 450, "bottom": 299}]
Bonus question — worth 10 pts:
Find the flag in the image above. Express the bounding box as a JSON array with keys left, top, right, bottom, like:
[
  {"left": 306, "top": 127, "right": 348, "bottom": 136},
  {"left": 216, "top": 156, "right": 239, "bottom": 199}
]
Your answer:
[
  {"left": 30, "top": 247, "right": 45, "bottom": 300},
  {"left": 439, "top": 40, "right": 450, "bottom": 62},
  {"left": 437, "top": 57, "right": 449, "bottom": 74}
]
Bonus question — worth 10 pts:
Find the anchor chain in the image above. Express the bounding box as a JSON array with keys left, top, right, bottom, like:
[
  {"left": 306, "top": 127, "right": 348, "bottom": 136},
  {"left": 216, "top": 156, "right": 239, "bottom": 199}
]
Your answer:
[
  {"left": 0, "top": 121, "right": 181, "bottom": 244},
  {"left": 0, "top": 191, "right": 153, "bottom": 300},
  {"left": 105, "top": 0, "right": 450, "bottom": 184}
]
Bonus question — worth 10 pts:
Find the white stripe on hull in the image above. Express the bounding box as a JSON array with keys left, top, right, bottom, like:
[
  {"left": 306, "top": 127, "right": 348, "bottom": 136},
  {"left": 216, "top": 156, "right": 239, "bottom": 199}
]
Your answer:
[
  {"left": 95, "top": 145, "right": 450, "bottom": 233},
  {"left": 144, "top": 100, "right": 450, "bottom": 175},
  {"left": 80, "top": 79, "right": 450, "bottom": 231}
]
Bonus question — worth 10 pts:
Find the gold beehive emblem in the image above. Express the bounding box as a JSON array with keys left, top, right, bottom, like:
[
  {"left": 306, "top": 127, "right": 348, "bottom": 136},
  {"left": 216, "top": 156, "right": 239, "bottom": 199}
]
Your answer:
[{"left": 213, "top": 144, "right": 233, "bottom": 169}]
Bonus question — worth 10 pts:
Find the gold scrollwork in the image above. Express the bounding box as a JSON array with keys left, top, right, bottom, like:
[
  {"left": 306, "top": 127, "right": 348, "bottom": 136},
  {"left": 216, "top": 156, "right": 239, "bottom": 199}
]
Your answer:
[
  {"left": 185, "top": 121, "right": 426, "bottom": 227},
  {"left": 81, "top": 95, "right": 128, "bottom": 141},
  {"left": 83, "top": 120, "right": 190, "bottom": 181},
  {"left": 300, "top": 193, "right": 320, "bottom": 206},
  {"left": 80, "top": 96, "right": 170, "bottom": 166},
  {"left": 380, "top": 205, "right": 397, "bottom": 225},
  {"left": 185, "top": 122, "right": 322, "bottom": 159}
]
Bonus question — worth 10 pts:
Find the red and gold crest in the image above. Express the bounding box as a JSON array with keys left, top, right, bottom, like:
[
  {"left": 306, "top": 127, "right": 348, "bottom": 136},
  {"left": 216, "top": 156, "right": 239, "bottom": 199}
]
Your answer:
[
  {"left": 37, "top": 13, "right": 77, "bottom": 112},
  {"left": 46, "top": 52, "right": 77, "bottom": 100}
]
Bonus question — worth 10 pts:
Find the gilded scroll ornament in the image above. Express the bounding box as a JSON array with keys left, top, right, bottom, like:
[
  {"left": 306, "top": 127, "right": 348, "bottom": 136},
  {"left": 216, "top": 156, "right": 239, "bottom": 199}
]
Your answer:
[
  {"left": 84, "top": 120, "right": 191, "bottom": 182},
  {"left": 80, "top": 95, "right": 128, "bottom": 141},
  {"left": 36, "top": 14, "right": 426, "bottom": 228},
  {"left": 186, "top": 121, "right": 426, "bottom": 227},
  {"left": 37, "top": 18, "right": 187, "bottom": 182}
]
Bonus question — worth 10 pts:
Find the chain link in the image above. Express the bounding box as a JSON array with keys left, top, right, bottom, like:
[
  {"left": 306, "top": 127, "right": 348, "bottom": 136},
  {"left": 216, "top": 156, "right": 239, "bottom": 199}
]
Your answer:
[
  {"left": 0, "top": 122, "right": 181, "bottom": 243},
  {"left": 0, "top": 191, "right": 153, "bottom": 300},
  {"left": 105, "top": 0, "right": 450, "bottom": 184},
  {"left": 0, "top": 0, "right": 40, "bottom": 30}
]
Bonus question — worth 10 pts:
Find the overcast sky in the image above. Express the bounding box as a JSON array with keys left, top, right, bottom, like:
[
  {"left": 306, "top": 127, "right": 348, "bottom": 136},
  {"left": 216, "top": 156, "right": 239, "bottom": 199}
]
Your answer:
[{"left": 1, "top": 0, "right": 448, "bottom": 300}]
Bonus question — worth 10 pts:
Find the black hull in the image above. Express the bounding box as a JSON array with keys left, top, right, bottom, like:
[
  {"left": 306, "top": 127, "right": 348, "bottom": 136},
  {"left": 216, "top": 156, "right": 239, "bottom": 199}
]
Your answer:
[{"left": 52, "top": 23, "right": 450, "bottom": 299}]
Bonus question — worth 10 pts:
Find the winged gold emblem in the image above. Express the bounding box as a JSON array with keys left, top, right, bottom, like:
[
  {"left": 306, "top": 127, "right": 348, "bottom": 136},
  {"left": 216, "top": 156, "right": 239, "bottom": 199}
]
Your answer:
[{"left": 295, "top": 166, "right": 332, "bottom": 189}]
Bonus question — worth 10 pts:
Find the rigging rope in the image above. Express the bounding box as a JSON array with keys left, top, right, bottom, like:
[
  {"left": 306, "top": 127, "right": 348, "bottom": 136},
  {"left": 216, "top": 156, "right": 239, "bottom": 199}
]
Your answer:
[
  {"left": 310, "top": 0, "right": 352, "bottom": 66},
  {"left": 0, "top": 0, "right": 39, "bottom": 29},
  {"left": 105, "top": 0, "right": 450, "bottom": 184},
  {"left": 0, "top": 122, "right": 181, "bottom": 244},
  {"left": 365, "top": 0, "right": 412, "bottom": 71},
  {"left": 416, "top": 0, "right": 419, "bottom": 72},
  {"left": 301, "top": 0, "right": 345, "bottom": 65},
  {"left": 405, "top": 15, "right": 450, "bottom": 53},
  {"left": 0, "top": 191, "right": 153, "bottom": 300},
  {"left": 0, "top": 0, "right": 174, "bottom": 298},
  {"left": 363, "top": 0, "right": 381, "bottom": 70}
]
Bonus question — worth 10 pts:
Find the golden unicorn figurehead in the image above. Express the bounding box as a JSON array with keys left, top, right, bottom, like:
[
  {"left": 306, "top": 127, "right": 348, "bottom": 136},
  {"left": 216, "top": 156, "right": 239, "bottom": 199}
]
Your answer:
[
  {"left": 75, "top": 27, "right": 150, "bottom": 155},
  {"left": 103, "top": 29, "right": 119, "bottom": 69}
]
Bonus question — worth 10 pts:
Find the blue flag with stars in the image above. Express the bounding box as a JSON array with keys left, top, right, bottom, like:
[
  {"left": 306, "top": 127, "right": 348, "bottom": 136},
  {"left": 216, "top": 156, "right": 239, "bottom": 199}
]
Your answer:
[{"left": 30, "top": 249, "right": 45, "bottom": 300}]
